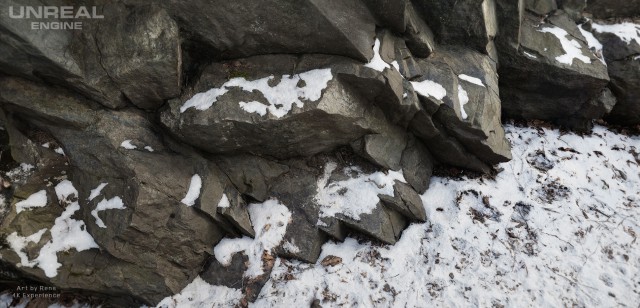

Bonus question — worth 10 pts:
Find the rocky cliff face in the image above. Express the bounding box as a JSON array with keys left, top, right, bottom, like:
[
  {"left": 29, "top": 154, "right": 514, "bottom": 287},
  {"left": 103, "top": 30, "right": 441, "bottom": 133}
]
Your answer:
[{"left": 0, "top": 0, "right": 638, "bottom": 305}]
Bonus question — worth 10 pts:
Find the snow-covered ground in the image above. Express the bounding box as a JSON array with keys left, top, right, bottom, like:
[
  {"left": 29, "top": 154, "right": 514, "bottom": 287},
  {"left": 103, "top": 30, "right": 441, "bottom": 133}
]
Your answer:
[
  {"left": 3, "top": 124, "right": 639, "bottom": 307},
  {"left": 160, "top": 124, "right": 640, "bottom": 307}
]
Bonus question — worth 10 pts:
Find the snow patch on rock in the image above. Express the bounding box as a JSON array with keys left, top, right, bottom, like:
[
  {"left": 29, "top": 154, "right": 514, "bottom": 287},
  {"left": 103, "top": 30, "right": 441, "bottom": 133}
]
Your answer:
[
  {"left": 181, "top": 174, "right": 202, "bottom": 206},
  {"left": 155, "top": 276, "right": 243, "bottom": 308},
  {"left": 213, "top": 199, "right": 291, "bottom": 278},
  {"left": 592, "top": 22, "right": 640, "bottom": 45},
  {"left": 91, "top": 197, "right": 126, "bottom": 228},
  {"left": 539, "top": 25, "right": 591, "bottom": 65},
  {"left": 410, "top": 80, "right": 447, "bottom": 100},
  {"left": 15, "top": 190, "right": 47, "bottom": 213},
  {"left": 315, "top": 162, "right": 406, "bottom": 220}
]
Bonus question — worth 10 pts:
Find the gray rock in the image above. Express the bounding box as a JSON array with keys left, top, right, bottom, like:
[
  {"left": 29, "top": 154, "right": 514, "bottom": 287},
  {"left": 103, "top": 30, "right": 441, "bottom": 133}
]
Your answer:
[
  {"left": 379, "top": 181, "right": 426, "bottom": 222},
  {"left": 590, "top": 22, "right": 640, "bottom": 62},
  {"left": 0, "top": 77, "right": 228, "bottom": 303},
  {"left": 525, "top": 0, "right": 558, "bottom": 16},
  {"left": 350, "top": 128, "right": 407, "bottom": 171},
  {"left": 160, "top": 54, "right": 405, "bottom": 159},
  {"left": 413, "top": 0, "right": 498, "bottom": 59},
  {"left": 498, "top": 12, "right": 610, "bottom": 127},
  {"left": 339, "top": 204, "right": 407, "bottom": 245},
  {"left": 362, "top": 0, "right": 408, "bottom": 33},
  {"left": 584, "top": 0, "right": 640, "bottom": 19},
  {"left": 215, "top": 154, "right": 289, "bottom": 202},
  {"left": 605, "top": 59, "right": 640, "bottom": 125},
  {"left": 404, "top": 3, "right": 436, "bottom": 58},
  {"left": 495, "top": 0, "right": 525, "bottom": 52},
  {"left": 201, "top": 252, "right": 273, "bottom": 303},
  {"left": 96, "top": 4, "right": 182, "bottom": 110},
  {"left": 400, "top": 134, "right": 433, "bottom": 194},
  {"left": 159, "top": 0, "right": 375, "bottom": 62}
]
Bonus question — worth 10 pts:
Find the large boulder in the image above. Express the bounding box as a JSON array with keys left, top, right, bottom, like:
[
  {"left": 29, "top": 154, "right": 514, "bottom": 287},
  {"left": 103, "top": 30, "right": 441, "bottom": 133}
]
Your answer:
[
  {"left": 159, "top": 54, "right": 406, "bottom": 161},
  {"left": 0, "top": 76, "right": 246, "bottom": 304},
  {"left": 158, "top": 0, "right": 375, "bottom": 62},
  {"left": 0, "top": 1, "right": 182, "bottom": 110},
  {"left": 588, "top": 21, "right": 640, "bottom": 125},
  {"left": 413, "top": 0, "right": 498, "bottom": 60},
  {"left": 498, "top": 11, "right": 610, "bottom": 129},
  {"left": 584, "top": 0, "right": 640, "bottom": 19}
]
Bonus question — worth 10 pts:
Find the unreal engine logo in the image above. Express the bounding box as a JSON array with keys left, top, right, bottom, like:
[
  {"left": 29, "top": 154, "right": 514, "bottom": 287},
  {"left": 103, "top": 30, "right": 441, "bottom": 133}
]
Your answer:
[{"left": 8, "top": 6, "right": 104, "bottom": 30}]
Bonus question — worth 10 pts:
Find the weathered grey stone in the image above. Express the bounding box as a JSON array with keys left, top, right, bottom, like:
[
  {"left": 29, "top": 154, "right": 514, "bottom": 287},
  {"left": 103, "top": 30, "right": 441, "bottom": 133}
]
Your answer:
[
  {"left": 525, "top": 0, "right": 557, "bottom": 16},
  {"left": 160, "top": 54, "right": 406, "bottom": 159},
  {"left": 498, "top": 12, "right": 610, "bottom": 127},
  {"left": 362, "top": 0, "right": 408, "bottom": 33},
  {"left": 379, "top": 181, "right": 426, "bottom": 222},
  {"left": 268, "top": 165, "right": 327, "bottom": 263},
  {"left": 96, "top": 4, "right": 182, "bottom": 110},
  {"left": 215, "top": 154, "right": 289, "bottom": 202},
  {"left": 404, "top": 3, "right": 436, "bottom": 58},
  {"left": 495, "top": 0, "right": 525, "bottom": 52},
  {"left": 0, "top": 77, "right": 227, "bottom": 303},
  {"left": 605, "top": 59, "right": 640, "bottom": 125},
  {"left": 413, "top": 0, "right": 498, "bottom": 59},
  {"left": 590, "top": 22, "right": 640, "bottom": 62},
  {"left": 201, "top": 252, "right": 273, "bottom": 303},
  {"left": 350, "top": 128, "right": 407, "bottom": 171},
  {"left": 339, "top": 204, "right": 407, "bottom": 245},
  {"left": 158, "top": 0, "right": 375, "bottom": 62},
  {"left": 584, "top": 0, "right": 640, "bottom": 19},
  {"left": 400, "top": 134, "right": 433, "bottom": 194}
]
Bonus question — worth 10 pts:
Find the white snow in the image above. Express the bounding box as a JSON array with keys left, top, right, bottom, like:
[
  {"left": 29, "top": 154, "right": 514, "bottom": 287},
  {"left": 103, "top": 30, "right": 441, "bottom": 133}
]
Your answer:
[
  {"left": 6, "top": 228, "right": 47, "bottom": 267},
  {"left": 578, "top": 24, "right": 606, "bottom": 64},
  {"left": 314, "top": 162, "right": 406, "bottom": 220},
  {"left": 8, "top": 181, "right": 99, "bottom": 278},
  {"left": 217, "top": 194, "right": 230, "bottom": 209},
  {"left": 88, "top": 183, "right": 108, "bottom": 201},
  {"left": 248, "top": 124, "right": 640, "bottom": 307},
  {"left": 592, "top": 22, "right": 640, "bottom": 45},
  {"left": 410, "top": 80, "right": 447, "bottom": 100},
  {"left": 41, "top": 142, "right": 50, "bottom": 148},
  {"left": 90, "top": 196, "right": 126, "bottom": 228},
  {"left": 458, "top": 74, "right": 486, "bottom": 87},
  {"left": 54, "top": 147, "right": 65, "bottom": 156},
  {"left": 539, "top": 25, "right": 591, "bottom": 65},
  {"left": 239, "top": 101, "right": 268, "bottom": 116},
  {"left": 283, "top": 240, "right": 301, "bottom": 254},
  {"left": 457, "top": 85, "right": 469, "bottom": 120},
  {"left": 524, "top": 51, "right": 538, "bottom": 59},
  {"left": 15, "top": 190, "right": 47, "bottom": 213},
  {"left": 390, "top": 60, "right": 400, "bottom": 71},
  {"left": 181, "top": 174, "right": 202, "bottom": 206},
  {"left": 144, "top": 146, "right": 154, "bottom": 152},
  {"left": 180, "top": 69, "right": 333, "bottom": 118},
  {"left": 54, "top": 180, "right": 77, "bottom": 202},
  {"left": 120, "top": 140, "right": 137, "bottom": 150},
  {"left": 214, "top": 199, "right": 292, "bottom": 278},
  {"left": 365, "top": 39, "right": 391, "bottom": 72},
  {"left": 155, "top": 276, "right": 243, "bottom": 308}
]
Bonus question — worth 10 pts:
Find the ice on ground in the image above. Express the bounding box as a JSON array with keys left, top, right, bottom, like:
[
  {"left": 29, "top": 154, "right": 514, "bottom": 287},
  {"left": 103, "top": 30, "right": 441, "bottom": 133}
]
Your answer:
[
  {"left": 365, "top": 39, "right": 391, "bottom": 72},
  {"left": 181, "top": 174, "right": 202, "bottom": 206},
  {"left": 91, "top": 196, "right": 126, "bottom": 228},
  {"left": 539, "top": 25, "right": 591, "bottom": 65},
  {"left": 250, "top": 124, "right": 640, "bottom": 307},
  {"left": 144, "top": 146, "right": 154, "bottom": 152},
  {"left": 411, "top": 80, "right": 447, "bottom": 100},
  {"left": 155, "top": 276, "right": 243, "bottom": 308},
  {"left": 458, "top": 74, "right": 485, "bottom": 87},
  {"left": 120, "top": 140, "right": 137, "bottom": 150},
  {"left": 181, "top": 69, "right": 333, "bottom": 118},
  {"left": 88, "top": 183, "right": 108, "bottom": 201},
  {"left": 15, "top": 190, "right": 47, "bottom": 213},
  {"left": 578, "top": 24, "right": 606, "bottom": 64},
  {"left": 214, "top": 199, "right": 292, "bottom": 278},
  {"left": 592, "top": 22, "right": 640, "bottom": 45},
  {"left": 457, "top": 85, "right": 469, "bottom": 120},
  {"left": 315, "top": 162, "right": 406, "bottom": 220}
]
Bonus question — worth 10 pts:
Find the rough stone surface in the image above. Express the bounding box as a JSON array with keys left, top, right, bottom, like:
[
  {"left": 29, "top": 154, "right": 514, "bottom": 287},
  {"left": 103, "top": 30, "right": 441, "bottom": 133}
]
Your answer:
[{"left": 498, "top": 12, "right": 610, "bottom": 127}]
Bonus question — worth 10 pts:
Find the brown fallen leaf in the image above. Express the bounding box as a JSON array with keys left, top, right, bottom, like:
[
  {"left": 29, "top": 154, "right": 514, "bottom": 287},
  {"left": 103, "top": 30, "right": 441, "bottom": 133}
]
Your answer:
[{"left": 321, "top": 255, "right": 342, "bottom": 267}]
